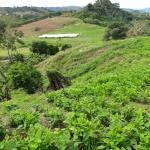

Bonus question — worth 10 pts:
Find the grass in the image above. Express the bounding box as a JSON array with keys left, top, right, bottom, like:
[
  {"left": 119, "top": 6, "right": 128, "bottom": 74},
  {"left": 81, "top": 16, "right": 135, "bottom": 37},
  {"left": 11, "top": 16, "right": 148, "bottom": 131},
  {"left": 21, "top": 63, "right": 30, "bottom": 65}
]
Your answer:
[
  {"left": 0, "top": 90, "right": 46, "bottom": 115},
  {"left": 0, "top": 47, "right": 31, "bottom": 60},
  {"left": 36, "top": 21, "right": 105, "bottom": 76}
]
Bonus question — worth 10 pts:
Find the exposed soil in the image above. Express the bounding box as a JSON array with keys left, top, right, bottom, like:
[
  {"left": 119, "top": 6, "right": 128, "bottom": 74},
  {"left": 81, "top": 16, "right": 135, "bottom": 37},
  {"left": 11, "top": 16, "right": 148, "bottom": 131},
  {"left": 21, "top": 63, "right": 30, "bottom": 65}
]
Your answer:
[{"left": 16, "top": 17, "right": 76, "bottom": 35}]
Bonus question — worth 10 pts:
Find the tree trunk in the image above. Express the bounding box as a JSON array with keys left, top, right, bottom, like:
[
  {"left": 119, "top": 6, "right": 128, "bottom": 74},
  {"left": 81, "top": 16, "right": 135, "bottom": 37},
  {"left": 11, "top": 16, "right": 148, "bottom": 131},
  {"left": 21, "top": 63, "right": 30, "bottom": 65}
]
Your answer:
[
  {"left": 7, "top": 49, "right": 13, "bottom": 63},
  {"left": 47, "top": 71, "right": 71, "bottom": 91}
]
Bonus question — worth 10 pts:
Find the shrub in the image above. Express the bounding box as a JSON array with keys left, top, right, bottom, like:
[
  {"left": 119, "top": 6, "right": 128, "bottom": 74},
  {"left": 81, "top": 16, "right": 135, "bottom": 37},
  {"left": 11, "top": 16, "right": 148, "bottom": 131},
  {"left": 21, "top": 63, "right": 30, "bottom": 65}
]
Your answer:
[
  {"left": 104, "top": 22, "right": 128, "bottom": 40},
  {"left": 34, "top": 27, "right": 41, "bottom": 31},
  {"left": 0, "top": 124, "right": 6, "bottom": 141},
  {"left": 45, "top": 108, "right": 64, "bottom": 128},
  {"left": 27, "top": 53, "right": 46, "bottom": 65},
  {"left": 128, "top": 21, "right": 150, "bottom": 37},
  {"left": 83, "top": 18, "right": 100, "bottom": 25},
  {"left": 61, "top": 44, "right": 72, "bottom": 51},
  {"left": 9, "top": 110, "right": 38, "bottom": 130},
  {"left": 14, "top": 53, "right": 25, "bottom": 62},
  {"left": 30, "top": 41, "right": 59, "bottom": 55},
  {"left": 7, "top": 62, "right": 43, "bottom": 94},
  {"left": 24, "top": 124, "right": 58, "bottom": 149}
]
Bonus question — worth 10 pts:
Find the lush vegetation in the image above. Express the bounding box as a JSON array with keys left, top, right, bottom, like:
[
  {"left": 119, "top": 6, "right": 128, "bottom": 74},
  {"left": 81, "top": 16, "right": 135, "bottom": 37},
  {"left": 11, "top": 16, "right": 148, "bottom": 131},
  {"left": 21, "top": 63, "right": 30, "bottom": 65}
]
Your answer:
[
  {"left": 30, "top": 41, "right": 59, "bottom": 55},
  {"left": 0, "top": 7, "right": 62, "bottom": 27},
  {"left": 7, "top": 62, "right": 43, "bottom": 94},
  {"left": 103, "top": 22, "right": 128, "bottom": 40},
  {"left": 0, "top": 4, "right": 150, "bottom": 149},
  {"left": 78, "top": 0, "right": 133, "bottom": 24}
]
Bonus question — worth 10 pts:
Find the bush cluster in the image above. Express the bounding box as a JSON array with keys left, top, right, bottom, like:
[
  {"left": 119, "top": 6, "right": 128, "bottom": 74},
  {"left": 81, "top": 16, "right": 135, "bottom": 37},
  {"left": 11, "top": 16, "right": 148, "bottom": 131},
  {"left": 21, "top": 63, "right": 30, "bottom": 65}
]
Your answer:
[
  {"left": 104, "top": 22, "right": 128, "bottom": 40},
  {"left": 7, "top": 62, "right": 43, "bottom": 94},
  {"left": 128, "top": 21, "right": 150, "bottom": 37},
  {"left": 61, "top": 44, "right": 72, "bottom": 51},
  {"left": 0, "top": 124, "right": 5, "bottom": 141},
  {"left": 30, "top": 41, "right": 59, "bottom": 55}
]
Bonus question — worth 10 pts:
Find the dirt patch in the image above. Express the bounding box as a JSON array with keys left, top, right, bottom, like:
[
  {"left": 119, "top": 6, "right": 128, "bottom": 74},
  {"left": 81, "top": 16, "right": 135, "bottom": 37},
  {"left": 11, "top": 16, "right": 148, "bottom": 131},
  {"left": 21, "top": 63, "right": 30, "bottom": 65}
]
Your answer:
[{"left": 16, "top": 17, "right": 76, "bottom": 35}]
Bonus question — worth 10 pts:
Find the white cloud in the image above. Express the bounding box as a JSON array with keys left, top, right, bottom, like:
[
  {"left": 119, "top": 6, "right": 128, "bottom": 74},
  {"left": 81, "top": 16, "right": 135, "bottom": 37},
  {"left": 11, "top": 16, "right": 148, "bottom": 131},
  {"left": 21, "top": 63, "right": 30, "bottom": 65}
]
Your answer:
[
  {"left": 0, "top": 0, "right": 95, "bottom": 7},
  {"left": 111, "top": 0, "right": 150, "bottom": 9},
  {"left": 0, "top": 0, "right": 149, "bottom": 9}
]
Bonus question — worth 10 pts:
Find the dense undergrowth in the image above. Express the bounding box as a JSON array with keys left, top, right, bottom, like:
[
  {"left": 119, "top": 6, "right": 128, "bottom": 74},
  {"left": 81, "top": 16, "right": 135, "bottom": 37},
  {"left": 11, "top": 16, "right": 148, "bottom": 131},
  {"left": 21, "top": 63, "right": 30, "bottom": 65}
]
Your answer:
[{"left": 0, "top": 20, "right": 150, "bottom": 149}]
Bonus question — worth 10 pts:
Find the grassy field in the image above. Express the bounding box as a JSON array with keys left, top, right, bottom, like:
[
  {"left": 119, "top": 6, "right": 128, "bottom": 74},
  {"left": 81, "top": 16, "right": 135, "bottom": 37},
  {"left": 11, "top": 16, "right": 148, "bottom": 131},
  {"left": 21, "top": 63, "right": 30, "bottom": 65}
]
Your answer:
[{"left": 0, "top": 17, "right": 150, "bottom": 149}]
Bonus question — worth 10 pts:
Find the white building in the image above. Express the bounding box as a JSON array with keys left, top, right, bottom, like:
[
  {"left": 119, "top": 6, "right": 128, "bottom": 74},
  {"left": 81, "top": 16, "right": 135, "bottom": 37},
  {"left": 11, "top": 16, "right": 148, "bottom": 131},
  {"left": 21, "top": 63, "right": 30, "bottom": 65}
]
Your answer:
[{"left": 39, "top": 34, "right": 79, "bottom": 39}]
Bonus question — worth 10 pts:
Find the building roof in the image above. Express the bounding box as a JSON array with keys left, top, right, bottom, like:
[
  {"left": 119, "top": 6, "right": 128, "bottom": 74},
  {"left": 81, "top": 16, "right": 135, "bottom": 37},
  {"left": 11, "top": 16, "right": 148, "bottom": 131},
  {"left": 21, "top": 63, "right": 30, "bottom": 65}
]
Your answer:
[{"left": 39, "top": 34, "right": 79, "bottom": 38}]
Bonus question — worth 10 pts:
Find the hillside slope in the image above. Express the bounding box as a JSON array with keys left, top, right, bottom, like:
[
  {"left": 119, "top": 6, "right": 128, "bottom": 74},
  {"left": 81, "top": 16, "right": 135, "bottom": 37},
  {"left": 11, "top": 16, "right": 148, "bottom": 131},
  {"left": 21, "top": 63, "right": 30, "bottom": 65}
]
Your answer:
[
  {"left": 16, "top": 17, "right": 76, "bottom": 35},
  {"left": 0, "top": 20, "right": 150, "bottom": 149}
]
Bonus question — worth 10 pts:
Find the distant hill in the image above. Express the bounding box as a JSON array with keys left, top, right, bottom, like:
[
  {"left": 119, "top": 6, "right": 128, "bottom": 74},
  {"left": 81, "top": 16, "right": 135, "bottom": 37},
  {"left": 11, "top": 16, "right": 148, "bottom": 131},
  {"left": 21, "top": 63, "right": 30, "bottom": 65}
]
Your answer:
[
  {"left": 0, "top": 7, "right": 49, "bottom": 15},
  {"left": 140, "top": 8, "right": 150, "bottom": 13},
  {"left": 124, "top": 8, "right": 150, "bottom": 13},
  {"left": 123, "top": 8, "right": 139, "bottom": 13},
  {"left": 0, "top": 7, "right": 60, "bottom": 27},
  {"left": 46, "top": 6, "right": 81, "bottom": 12}
]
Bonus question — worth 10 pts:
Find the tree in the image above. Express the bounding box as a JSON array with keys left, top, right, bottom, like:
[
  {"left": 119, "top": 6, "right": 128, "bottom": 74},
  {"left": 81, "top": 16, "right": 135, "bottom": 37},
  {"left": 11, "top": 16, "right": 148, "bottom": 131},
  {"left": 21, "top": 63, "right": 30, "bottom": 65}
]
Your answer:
[
  {"left": 103, "top": 22, "right": 128, "bottom": 40},
  {"left": 7, "top": 62, "right": 43, "bottom": 94},
  {"left": 78, "top": 0, "right": 133, "bottom": 22},
  {"left": 30, "top": 41, "right": 59, "bottom": 55},
  {"left": 2, "top": 29, "right": 24, "bottom": 63},
  {"left": 0, "top": 20, "right": 24, "bottom": 63}
]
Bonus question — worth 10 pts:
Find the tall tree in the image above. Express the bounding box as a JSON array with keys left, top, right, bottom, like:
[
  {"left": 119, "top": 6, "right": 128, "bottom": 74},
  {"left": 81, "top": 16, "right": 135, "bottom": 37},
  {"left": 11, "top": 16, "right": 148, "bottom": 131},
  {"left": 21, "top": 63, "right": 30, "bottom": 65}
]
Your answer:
[
  {"left": 78, "top": 0, "right": 133, "bottom": 22},
  {"left": 0, "top": 20, "right": 24, "bottom": 63}
]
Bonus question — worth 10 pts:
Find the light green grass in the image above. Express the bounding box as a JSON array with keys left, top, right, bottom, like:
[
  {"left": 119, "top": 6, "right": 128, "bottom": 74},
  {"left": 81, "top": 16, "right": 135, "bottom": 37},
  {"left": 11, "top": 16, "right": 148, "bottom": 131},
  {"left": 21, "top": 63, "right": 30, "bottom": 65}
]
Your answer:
[
  {"left": 0, "top": 47, "right": 31, "bottom": 60},
  {"left": 23, "top": 21, "right": 105, "bottom": 48}
]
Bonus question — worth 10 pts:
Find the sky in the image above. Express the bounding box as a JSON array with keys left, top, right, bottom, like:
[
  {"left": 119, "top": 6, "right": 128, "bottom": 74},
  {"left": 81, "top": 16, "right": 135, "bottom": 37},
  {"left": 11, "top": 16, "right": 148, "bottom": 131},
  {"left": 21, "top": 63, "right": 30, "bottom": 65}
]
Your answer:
[{"left": 0, "top": 0, "right": 149, "bottom": 9}]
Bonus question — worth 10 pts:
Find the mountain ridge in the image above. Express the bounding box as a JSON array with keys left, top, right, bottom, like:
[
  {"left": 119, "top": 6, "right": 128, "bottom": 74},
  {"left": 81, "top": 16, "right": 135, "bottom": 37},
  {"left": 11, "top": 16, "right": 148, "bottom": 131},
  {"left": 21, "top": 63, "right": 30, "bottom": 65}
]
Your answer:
[{"left": 124, "top": 7, "right": 150, "bottom": 13}]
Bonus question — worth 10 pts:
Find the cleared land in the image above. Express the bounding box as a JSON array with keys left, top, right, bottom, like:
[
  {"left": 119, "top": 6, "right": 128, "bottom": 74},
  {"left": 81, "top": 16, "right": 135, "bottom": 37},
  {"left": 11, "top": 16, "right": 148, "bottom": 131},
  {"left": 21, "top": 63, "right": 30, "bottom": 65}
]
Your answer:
[{"left": 16, "top": 17, "right": 76, "bottom": 35}]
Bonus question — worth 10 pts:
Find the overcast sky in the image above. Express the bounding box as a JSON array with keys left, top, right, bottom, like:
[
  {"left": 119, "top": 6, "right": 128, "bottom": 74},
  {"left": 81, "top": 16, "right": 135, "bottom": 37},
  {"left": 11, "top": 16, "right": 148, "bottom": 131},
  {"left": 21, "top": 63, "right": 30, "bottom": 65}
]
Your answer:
[{"left": 0, "top": 0, "right": 149, "bottom": 9}]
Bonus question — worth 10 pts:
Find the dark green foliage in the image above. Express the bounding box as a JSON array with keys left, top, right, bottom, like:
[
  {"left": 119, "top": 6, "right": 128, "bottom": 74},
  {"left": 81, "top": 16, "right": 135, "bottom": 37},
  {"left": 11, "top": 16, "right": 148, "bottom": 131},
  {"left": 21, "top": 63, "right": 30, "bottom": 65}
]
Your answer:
[
  {"left": 6, "top": 104, "right": 19, "bottom": 111},
  {"left": 7, "top": 62, "right": 43, "bottom": 94},
  {"left": 27, "top": 53, "right": 47, "bottom": 65},
  {"left": 0, "top": 20, "right": 6, "bottom": 42},
  {"left": 104, "top": 22, "right": 128, "bottom": 40},
  {"left": 14, "top": 53, "right": 25, "bottom": 62},
  {"left": 0, "top": 68, "right": 11, "bottom": 101},
  {"left": 0, "top": 124, "right": 6, "bottom": 141},
  {"left": 30, "top": 41, "right": 59, "bottom": 55},
  {"left": 61, "top": 44, "right": 72, "bottom": 51},
  {"left": 78, "top": 0, "right": 133, "bottom": 23},
  {"left": 83, "top": 18, "right": 101, "bottom": 25}
]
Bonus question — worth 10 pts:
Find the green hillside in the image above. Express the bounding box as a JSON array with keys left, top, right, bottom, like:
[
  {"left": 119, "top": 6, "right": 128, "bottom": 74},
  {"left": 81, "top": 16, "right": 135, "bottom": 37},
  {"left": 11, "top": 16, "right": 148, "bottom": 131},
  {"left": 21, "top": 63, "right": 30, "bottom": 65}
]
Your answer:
[{"left": 0, "top": 17, "right": 150, "bottom": 149}]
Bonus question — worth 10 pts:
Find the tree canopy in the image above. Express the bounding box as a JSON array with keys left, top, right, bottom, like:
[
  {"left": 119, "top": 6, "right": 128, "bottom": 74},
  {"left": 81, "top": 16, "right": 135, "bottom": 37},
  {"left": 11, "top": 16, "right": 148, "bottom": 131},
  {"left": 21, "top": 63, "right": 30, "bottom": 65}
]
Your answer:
[{"left": 78, "top": 0, "right": 133, "bottom": 22}]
